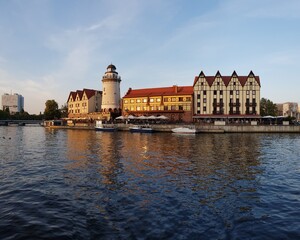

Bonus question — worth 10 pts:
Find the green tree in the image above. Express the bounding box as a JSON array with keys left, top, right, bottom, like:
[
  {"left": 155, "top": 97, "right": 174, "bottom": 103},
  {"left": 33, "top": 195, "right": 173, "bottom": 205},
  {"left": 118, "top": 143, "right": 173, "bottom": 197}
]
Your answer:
[
  {"left": 60, "top": 104, "right": 68, "bottom": 118},
  {"left": 44, "top": 100, "right": 61, "bottom": 120},
  {"left": 260, "top": 98, "right": 278, "bottom": 116},
  {"left": 0, "top": 110, "right": 10, "bottom": 120}
]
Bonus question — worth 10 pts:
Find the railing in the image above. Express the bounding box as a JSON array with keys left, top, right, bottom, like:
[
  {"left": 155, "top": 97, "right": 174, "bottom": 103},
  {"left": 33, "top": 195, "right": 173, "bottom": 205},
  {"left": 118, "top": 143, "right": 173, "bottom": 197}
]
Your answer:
[{"left": 229, "top": 103, "right": 241, "bottom": 107}]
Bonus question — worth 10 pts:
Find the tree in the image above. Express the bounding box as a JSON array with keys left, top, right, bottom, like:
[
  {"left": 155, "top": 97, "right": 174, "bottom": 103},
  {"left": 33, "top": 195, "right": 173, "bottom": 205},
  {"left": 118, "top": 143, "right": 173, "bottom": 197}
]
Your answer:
[
  {"left": 260, "top": 98, "right": 278, "bottom": 116},
  {"left": 44, "top": 100, "right": 61, "bottom": 120},
  {"left": 60, "top": 104, "right": 68, "bottom": 118},
  {"left": 0, "top": 110, "right": 10, "bottom": 120}
]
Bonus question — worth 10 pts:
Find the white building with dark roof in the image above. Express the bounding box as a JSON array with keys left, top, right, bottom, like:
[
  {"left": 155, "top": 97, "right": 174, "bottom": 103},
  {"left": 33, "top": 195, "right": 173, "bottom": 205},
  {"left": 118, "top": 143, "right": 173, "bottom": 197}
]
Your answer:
[{"left": 193, "top": 71, "right": 261, "bottom": 120}]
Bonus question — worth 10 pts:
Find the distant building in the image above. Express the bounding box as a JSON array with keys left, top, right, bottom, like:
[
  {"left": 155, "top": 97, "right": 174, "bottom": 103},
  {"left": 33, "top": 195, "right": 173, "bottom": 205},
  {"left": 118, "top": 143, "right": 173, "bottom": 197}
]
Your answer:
[
  {"left": 67, "top": 89, "right": 102, "bottom": 118},
  {"left": 101, "top": 64, "right": 121, "bottom": 113},
  {"left": 193, "top": 71, "right": 261, "bottom": 121},
  {"left": 1, "top": 93, "right": 24, "bottom": 114},
  {"left": 283, "top": 102, "right": 298, "bottom": 118},
  {"left": 122, "top": 85, "right": 194, "bottom": 122},
  {"left": 276, "top": 103, "right": 283, "bottom": 116}
]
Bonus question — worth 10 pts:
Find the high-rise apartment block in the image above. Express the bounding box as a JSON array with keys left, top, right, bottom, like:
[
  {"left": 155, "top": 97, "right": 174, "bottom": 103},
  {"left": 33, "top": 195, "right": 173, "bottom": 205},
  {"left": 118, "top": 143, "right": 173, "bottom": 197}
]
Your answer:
[{"left": 2, "top": 93, "right": 24, "bottom": 114}]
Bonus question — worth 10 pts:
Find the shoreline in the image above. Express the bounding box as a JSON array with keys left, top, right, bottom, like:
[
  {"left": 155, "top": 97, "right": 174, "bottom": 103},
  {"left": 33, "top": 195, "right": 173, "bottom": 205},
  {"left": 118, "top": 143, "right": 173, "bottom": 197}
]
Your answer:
[{"left": 45, "top": 123, "right": 300, "bottom": 133}]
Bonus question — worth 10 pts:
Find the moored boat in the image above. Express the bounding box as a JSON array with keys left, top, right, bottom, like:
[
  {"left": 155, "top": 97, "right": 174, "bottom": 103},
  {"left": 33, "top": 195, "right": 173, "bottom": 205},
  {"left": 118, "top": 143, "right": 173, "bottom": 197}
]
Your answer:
[
  {"left": 129, "top": 125, "right": 155, "bottom": 133},
  {"left": 172, "top": 127, "right": 197, "bottom": 134},
  {"left": 95, "top": 120, "right": 118, "bottom": 132}
]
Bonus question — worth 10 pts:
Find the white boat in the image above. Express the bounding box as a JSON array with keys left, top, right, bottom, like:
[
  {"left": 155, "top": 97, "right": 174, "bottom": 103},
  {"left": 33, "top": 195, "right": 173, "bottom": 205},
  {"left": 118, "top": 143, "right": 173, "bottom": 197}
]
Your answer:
[
  {"left": 95, "top": 120, "right": 118, "bottom": 132},
  {"left": 129, "top": 125, "right": 155, "bottom": 133},
  {"left": 171, "top": 127, "right": 197, "bottom": 134}
]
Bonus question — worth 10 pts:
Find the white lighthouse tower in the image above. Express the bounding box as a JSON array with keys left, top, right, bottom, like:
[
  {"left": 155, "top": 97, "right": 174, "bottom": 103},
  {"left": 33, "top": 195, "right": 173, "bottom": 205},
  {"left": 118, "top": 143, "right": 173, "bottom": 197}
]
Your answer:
[{"left": 101, "top": 64, "right": 121, "bottom": 112}]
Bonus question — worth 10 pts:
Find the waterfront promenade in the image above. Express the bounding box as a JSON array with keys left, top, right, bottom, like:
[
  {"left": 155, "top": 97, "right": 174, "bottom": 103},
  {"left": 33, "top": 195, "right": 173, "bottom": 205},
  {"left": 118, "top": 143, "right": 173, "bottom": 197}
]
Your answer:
[{"left": 46, "top": 123, "right": 300, "bottom": 133}]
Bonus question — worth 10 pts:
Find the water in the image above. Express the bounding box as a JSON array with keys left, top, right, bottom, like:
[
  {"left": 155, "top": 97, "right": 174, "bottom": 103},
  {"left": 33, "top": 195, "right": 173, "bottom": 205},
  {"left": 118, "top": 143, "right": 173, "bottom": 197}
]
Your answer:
[{"left": 0, "top": 126, "right": 299, "bottom": 240}]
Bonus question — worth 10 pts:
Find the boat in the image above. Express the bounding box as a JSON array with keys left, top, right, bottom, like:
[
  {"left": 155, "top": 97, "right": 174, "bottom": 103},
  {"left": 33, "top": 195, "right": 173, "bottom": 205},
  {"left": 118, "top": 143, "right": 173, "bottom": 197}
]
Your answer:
[
  {"left": 171, "top": 127, "right": 197, "bottom": 134},
  {"left": 95, "top": 120, "right": 118, "bottom": 132},
  {"left": 129, "top": 125, "right": 155, "bottom": 133}
]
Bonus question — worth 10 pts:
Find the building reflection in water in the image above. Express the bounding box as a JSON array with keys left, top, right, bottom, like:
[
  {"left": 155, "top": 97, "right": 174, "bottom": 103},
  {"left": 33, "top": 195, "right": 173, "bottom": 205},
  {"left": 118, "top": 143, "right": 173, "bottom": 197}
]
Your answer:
[
  {"left": 65, "top": 130, "right": 124, "bottom": 190},
  {"left": 64, "top": 130, "right": 263, "bottom": 229}
]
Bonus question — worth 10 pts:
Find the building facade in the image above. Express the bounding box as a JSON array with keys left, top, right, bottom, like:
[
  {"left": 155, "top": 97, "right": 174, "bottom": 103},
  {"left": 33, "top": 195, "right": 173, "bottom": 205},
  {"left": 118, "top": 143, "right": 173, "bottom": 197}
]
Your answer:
[
  {"left": 101, "top": 64, "right": 121, "bottom": 113},
  {"left": 193, "top": 71, "right": 261, "bottom": 121},
  {"left": 122, "top": 85, "right": 194, "bottom": 122},
  {"left": 2, "top": 93, "right": 24, "bottom": 114},
  {"left": 282, "top": 102, "right": 298, "bottom": 119},
  {"left": 67, "top": 89, "right": 102, "bottom": 118}
]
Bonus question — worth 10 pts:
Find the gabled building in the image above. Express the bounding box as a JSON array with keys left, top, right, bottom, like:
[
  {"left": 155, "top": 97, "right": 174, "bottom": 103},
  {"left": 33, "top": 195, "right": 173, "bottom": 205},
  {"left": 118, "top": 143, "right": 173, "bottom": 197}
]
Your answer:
[
  {"left": 193, "top": 71, "right": 261, "bottom": 121},
  {"left": 122, "top": 85, "right": 194, "bottom": 122},
  {"left": 67, "top": 89, "right": 102, "bottom": 118}
]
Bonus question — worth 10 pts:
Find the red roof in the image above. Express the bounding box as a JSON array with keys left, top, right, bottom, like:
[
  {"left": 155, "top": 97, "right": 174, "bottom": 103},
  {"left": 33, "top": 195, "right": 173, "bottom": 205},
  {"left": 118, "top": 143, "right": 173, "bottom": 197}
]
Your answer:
[
  {"left": 83, "top": 89, "right": 98, "bottom": 99},
  {"left": 123, "top": 85, "right": 193, "bottom": 98},
  {"left": 193, "top": 71, "right": 261, "bottom": 87},
  {"left": 67, "top": 91, "right": 77, "bottom": 102},
  {"left": 67, "top": 88, "right": 101, "bottom": 102}
]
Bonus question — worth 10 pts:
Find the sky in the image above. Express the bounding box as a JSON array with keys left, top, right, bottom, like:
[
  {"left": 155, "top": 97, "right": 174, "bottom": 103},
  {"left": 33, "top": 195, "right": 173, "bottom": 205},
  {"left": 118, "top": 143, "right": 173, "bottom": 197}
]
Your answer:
[{"left": 0, "top": 0, "right": 300, "bottom": 114}]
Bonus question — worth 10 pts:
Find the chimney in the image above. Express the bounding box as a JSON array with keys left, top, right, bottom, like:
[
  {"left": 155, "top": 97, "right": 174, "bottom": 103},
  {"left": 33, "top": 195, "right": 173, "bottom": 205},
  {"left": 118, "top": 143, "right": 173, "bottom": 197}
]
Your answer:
[{"left": 173, "top": 85, "right": 178, "bottom": 93}]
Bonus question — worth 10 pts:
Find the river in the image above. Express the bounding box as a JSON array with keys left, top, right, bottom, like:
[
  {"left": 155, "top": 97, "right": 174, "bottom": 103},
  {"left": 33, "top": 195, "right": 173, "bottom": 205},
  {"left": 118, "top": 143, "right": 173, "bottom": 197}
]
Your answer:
[{"left": 0, "top": 126, "right": 299, "bottom": 239}]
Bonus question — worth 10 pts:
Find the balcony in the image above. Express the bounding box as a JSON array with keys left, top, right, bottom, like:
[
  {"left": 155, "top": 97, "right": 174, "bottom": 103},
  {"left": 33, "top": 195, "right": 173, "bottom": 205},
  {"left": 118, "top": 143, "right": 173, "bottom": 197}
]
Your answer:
[
  {"left": 229, "top": 103, "right": 241, "bottom": 107},
  {"left": 213, "top": 103, "right": 224, "bottom": 107},
  {"left": 245, "top": 103, "right": 257, "bottom": 107}
]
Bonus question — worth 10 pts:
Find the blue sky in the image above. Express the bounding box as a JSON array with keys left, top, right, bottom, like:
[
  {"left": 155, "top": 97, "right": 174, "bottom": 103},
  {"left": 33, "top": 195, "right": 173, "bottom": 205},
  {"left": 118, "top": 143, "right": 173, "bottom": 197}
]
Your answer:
[{"left": 0, "top": 0, "right": 299, "bottom": 114}]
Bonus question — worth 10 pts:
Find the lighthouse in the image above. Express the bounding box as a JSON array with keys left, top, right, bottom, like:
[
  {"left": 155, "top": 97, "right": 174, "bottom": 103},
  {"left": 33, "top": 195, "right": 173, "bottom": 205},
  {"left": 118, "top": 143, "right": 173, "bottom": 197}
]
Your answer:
[{"left": 101, "top": 64, "right": 121, "bottom": 112}]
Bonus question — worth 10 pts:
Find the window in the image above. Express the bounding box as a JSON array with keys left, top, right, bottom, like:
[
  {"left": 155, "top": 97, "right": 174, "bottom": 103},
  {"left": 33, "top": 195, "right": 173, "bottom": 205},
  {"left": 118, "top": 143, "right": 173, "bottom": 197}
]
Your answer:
[
  {"left": 220, "top": 90, "right": 223, "bottom": 95},
  {"left": 203, "top": 106, "right": 206, "bottom": 112},
  {"left": 203, "top": 98, "right": 207, "bottom": 103},
  {"left": 156, "top": 98, "right": 161, "bottom": 102},
  {"left": 171, "top": 97, "right": 176, "bottom": 102},
  {"left": 236, "top": 90, "right": 239, "bottom": 95},
  {"left": 253, "top": 91, "right": 256, "bottom": 95},
  {"left": 137, "top": 106, "right": 141, "bottom": 111},
  {"left": 143, "top": 99, "right": 147, "bottom": 103},
  {"left": 204, "top": 91, "right": 207, "bottom": 95},
  {"left": 246, "top": 90, "right": 249, "bottom": 95},
  {"left": 197, "top": 102, "right": 200, "bottom": 107},
  {"left": 136, "top": 99, "right": 141, "bottom": 103},
  {"left": 214, "top": 90, "right": 217, "bottom": 95},
  {"left": 179, "top": 97, "right": 183, "bottom": 101},
  {"left": 179, "top": 105, "right": 183, "bottom": 110},
  {"left": 150, "top": 98, "right": 154, "bottom": 102},
  {"left": 186, "top": 97, "right": 191, "bottom": 101},
  {"left": 164, "top": 98, "right": 168, "bottom": 102},
  {"left": 124, "top": 100, "right": 128, "bottom": 103},
  {"left": 230, "top": 90, "right": 233, "bottom": 95},
  {"left": 197, "top": 94, "right": 200, "bottom": 99},
  {"left": 130, "top": 99, "right": 134, "bottom": 103}
]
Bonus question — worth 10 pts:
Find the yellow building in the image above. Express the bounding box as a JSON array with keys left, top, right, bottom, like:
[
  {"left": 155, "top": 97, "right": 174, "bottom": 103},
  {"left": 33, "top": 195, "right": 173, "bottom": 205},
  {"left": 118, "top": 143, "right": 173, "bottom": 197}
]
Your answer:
[
  {"left": 122, "top": 85, "right": 194, "bottom": 122},
  {"left": 67, "top": 89, "right": 102, "bottom": 118},
  {"left": 193, "top": 71, "right": 261, "bottom": 121}
]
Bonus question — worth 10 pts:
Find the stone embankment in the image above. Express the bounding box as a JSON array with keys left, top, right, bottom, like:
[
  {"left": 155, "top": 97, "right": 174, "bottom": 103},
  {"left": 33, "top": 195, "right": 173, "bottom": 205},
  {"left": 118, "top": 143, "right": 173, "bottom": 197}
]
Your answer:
[{"left": 46, "top": 123, "right": 300, "bottom": 133}]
